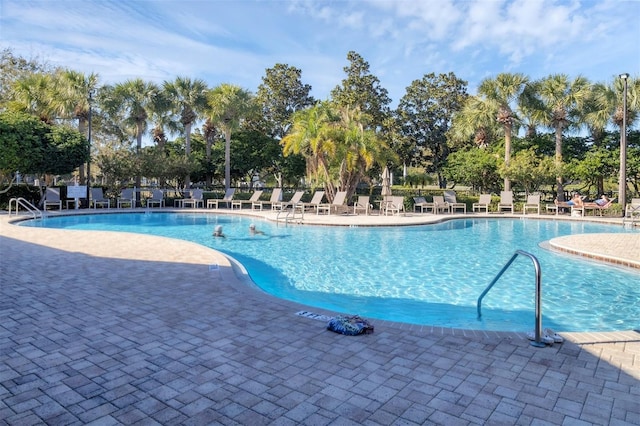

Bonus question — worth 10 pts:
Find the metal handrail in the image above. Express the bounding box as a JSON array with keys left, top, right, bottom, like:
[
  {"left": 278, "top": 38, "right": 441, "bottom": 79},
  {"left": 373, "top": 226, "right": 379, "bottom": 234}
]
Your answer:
[
  {"left": 276, "top": 202, "right": 305, "bottom": 225},
  {"left": 8, "top": 197, "right": 43, "bottom": 219},
  {"left": 477, "top": 250, "right": 545, "bottom": 348}
]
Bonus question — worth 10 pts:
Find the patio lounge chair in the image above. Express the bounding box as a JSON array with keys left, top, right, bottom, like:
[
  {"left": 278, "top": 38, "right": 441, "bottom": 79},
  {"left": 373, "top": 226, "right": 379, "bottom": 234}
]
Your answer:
[
  {"left": 207, "top": 188, "right": 235, "bottom": 209},
  {"left": 472, "top": 194, "right": 492, "bottom": 213},
  {"left": 354, "top": 195, "right": 372, "bottom": 215},
  {"left": 497, "top": 191, "right": 514, "bottom": 214},
  {"left": 317, "top": 191, "right": 348, "bottom": 215},
  {"left": 90, "top": 188, "right": 111, "bottom": 209},
  {"left": 625, "top": 198, "right": 640, "bottom": 219},
  {"left": 444, "top": 190, "right": 466, "bottom": 214},
  {"left": 272, "top": 190, "right": 304, "bottom": 211},
  {"left": 432, "top": 195, "right": 449, "bottom": 214},
  {"left": 252, "top": 188, "right": 282, "bottom": 211},
  {"left": 300, "top": 191, "right": 325, "bottom": 213},
  {"left": 181, "top": 189, "right": 204, "bottom": 208},
  {"left": 117, "top": 188, "right": 136, "bottom": 209},
  {"left": 43, "top": 187, "right": 62, "bottom": 210},
  {"left": 583, "top": 196, "right": 616, "bottom": 216},
  {"left": 522, "top": 194, "right": 541, "bottom": 215},
  {"left": 146, "top": 189, "right": 164, "bottom": 208},
  {"left": 384, "top": 196, "right": 405, "bottom": 216},
  {"left": 231, "top": 190, "right": 263, "bottom": 210},
  {"left": 413, "top": 196, "right": 435, "bottom": 213}
]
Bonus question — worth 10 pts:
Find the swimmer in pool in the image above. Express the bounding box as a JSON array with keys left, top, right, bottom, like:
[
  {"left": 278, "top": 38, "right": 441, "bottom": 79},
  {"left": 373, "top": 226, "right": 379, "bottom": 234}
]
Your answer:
[{"left": 213, "top": 225, "right": 226, "bottom": 238}]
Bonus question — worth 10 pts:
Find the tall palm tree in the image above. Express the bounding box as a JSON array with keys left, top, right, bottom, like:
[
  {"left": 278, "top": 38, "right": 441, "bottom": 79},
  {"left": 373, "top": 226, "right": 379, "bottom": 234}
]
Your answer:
[
  {"left": 8, "top": 73, "right": 56, "bottom": 124},
  {"left": 476, "top": 73, "right": 529, "bottom": 191},
  {"left": 206, "top": 84, "right": 254, "bottom": 190},
  {"left": 163, "top": 76, "right": 208, "bottom": 189},
  {"left": 102, "top": 78, "right": 159, "bottom": 193},
  {"left": 532, "top": 74, "right": 590, "bottom": 201},
  {"left": 49, "top": 70, "right": 99, "bottom": 185}
]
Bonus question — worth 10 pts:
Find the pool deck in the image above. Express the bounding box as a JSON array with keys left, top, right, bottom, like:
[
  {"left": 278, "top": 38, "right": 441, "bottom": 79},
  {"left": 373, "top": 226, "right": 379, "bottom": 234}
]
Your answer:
[{"left": 1, "top": 209, "right": 639, "bottom": 425}]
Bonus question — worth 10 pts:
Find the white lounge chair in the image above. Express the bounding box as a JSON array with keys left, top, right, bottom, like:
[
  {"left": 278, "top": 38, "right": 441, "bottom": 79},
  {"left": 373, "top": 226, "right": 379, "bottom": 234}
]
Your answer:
[
  {"left": 181, "top": 189, "right": 204, "bottom": 208},
  {"left": 522, "top": 194, "right": 541, "bottom": 215},
  {"left": 413, "top": 196, "right": 435, "bottom": 213},
  {"left": 432, "top": 195, "right": 449, "bottom": 214},
  {"left": 117, "top": 188, "right": 136, "bottom": 209},
  {"left": 300, "top": 191, "right": 325, "bottom": 213},
  {"left": 625, "top": 198, "right": 640, "bottom": 218},
  {"left": 147, "top": 189, "right": 164, "bottom": 208},
  {"left": 253, "top": 188, "right": 282, "bottom": 210},
  {"left": 272, "top": 190, "right": 305, "bottom": 211},
  {"left": 90, "top": 188, "right": 110, "bottom": 209},
  {"left": 444, "top": 190, "right": 466, "bottom": 214},
  {"left": 43, "top": 187, "right": 62, "bottom": 210},
  {"left": 231, "top": 190, "right": 263, "bottom": 210},
  {"left": 207, "top": 188, "right": 235, "bottom": 209},
  {"left": 497, "top": 191, "right": 514, "bottom": 214},
  {"left": 472, "top": 194, "right": 492, "bottom": 213},
  {"left": 317, "top": 191, "right": 347, "bottom": 215},
  {"left": 385, "top": 196, "right": 405, "bottom": 216},
  {"left": 354, "top": 195, "right": 372, "bottom": 215}
]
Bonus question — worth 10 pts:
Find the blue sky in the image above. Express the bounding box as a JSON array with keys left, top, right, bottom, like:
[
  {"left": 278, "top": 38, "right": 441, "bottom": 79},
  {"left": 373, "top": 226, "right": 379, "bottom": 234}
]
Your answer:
[{"left": 1, "top": 0, "right": 639, "bottom": 106}]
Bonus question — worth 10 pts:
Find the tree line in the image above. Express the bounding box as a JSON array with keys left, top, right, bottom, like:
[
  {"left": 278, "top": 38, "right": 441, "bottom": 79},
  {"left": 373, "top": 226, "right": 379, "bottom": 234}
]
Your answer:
[{"left": 1, "top": 48, "right": 638, "bottom": 204}]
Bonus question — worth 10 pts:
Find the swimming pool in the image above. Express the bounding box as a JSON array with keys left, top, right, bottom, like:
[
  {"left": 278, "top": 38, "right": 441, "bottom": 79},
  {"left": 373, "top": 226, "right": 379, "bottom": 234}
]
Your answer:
[{"left": 22, "top": 213, "right": 639, "bottom": 332}]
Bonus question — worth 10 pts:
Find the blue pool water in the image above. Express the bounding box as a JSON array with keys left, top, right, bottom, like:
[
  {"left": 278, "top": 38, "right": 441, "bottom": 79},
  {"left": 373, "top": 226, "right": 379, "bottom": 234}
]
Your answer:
[{"left": 22, "top": 213, "right": 640, "bottom": 332}]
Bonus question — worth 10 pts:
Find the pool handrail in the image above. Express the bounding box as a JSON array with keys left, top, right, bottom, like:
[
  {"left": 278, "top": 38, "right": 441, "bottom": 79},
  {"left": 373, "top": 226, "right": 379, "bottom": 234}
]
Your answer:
[{"left": 477, "top": 250, "right": 544, "bottom": 348}]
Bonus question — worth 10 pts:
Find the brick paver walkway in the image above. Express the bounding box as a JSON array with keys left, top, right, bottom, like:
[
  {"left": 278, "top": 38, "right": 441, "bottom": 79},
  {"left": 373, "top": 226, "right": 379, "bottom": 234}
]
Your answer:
[{"left": 1, "top": 213, "right": 639, "bottom": 425}]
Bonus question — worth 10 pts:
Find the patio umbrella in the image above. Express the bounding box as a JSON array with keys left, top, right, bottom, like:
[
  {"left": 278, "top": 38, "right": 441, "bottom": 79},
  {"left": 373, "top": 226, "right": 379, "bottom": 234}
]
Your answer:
[{"left": 381, "top": 166, "right": 392, "bottom": 198}]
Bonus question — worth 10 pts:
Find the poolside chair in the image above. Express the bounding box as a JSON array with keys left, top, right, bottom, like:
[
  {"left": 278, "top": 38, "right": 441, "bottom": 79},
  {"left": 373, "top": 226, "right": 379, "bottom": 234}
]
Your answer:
[
  {"left": 472, "top": 194, "right": 492, "bottom": 213},
  {"left": 353, "top": 195, "right": 372, "bottom": 215},
  {"left": 252, "top": 188, "right": 282, "bottom": 210},
  {"left": 443, "top": 190, "right": 466, "bottom": 214},
  {"left": 522, "top": 194, "right": 541, "bottom": 215},
  {"left": 432, "top": 195, "right": 449, "bottom": 214},
  {"left": 207, "top": 188, "right": 235, "bottom": 209},
  {"left": 384, "top": 196, "right": 405, "bottom": 216},
  {"left": 413, "top": 196, "right": 435, "bottom": 213},
  {"left": 497, "top": 191, "right": 514, "bottom": 214},
  {"left": 117, "top": 188, "right": 136, "bottom": 209},
  {"left": 300, "top": 191, "right": 325, "bottom": 213},
  {"left": 583, "top": 196, "right": 616, "bottom": 216},
  {"left": 90, "top": 188, "right": 110, "bottom": 209},
  {"left": 182, "top": 189, "right": 204, "bottom": 208},
  {"left": 317, "top": 191, "right": 348, "bottom": 215},
  {"left": 272, "top": 190, "right": 304, "bottom": 211},
  {"left": 43, "top": 187, "right": 62, "bottom": 210},
  {"left": 146, "top": 189, "right": 164, "bottom": 208},
  {"left": 625, "top": 198, "right": 640, "bottom": 219},
  {"left": 231, "top": 190, "right": 263, "bottom": 210}
]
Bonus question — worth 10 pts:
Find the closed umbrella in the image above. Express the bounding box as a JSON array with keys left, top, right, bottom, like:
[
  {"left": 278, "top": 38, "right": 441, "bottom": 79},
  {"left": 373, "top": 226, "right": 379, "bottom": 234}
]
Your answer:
[{"left": 381, "top": 166, "right": 392, "bottom": 197}]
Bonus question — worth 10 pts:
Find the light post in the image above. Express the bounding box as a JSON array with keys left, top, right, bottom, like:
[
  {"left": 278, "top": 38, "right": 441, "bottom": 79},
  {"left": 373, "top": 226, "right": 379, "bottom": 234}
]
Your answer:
[
  {"left": 86, "top": 89, "right": 94, "bottom": 206},
  {"left": 619, "top": 73, "right": 629, "bottom": 214}
]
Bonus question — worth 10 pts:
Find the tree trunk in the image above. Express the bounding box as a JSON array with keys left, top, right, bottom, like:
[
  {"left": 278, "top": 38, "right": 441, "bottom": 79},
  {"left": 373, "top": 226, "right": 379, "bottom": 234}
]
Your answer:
[
  {"left": 224, "top": 129, "right": 231, "bottom": 191},
  {"left": 184, "top": 123, "right": 192, "bottom": 189},
  {"left": 555, "top": 125, "right": 564, "bottom": 201},
  {"left": 503, "top": 124, "right": 512, "bottom": 191}
]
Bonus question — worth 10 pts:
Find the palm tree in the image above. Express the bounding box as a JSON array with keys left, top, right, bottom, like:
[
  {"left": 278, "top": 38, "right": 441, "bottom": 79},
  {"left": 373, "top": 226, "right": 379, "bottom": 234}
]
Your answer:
[
  {"left": 282, "top": 102, "right": 387, "bottom": 201},
  {"left": 206, "top": 84, "right": 254, "bottom": 190},
  {"left": 163, "top": 76, "right": 208, "bottom": 189},
  {"left": 102, "top": 78, "right": 159, "bottom": 194},
  {"left": 8, "top": 73, "right": 56, "bottom": 124},
  {"left": 532, "top": 74, "right": 590, "bottom": 201},
  {"left": 476, "top": 73, "right": 529, "bottom": 191}
]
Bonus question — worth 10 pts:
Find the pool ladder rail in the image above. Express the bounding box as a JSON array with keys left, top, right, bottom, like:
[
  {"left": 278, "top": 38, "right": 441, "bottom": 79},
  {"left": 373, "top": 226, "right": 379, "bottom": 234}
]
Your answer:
[
  {"left": 8, "top": 197, "right": 43, "bottom": 219},
  {"left": 477, "top": 250, "right": 546, "bottom": 348},
  {"left": 276, "top": 202, "right": 305, "bottom": 225}
]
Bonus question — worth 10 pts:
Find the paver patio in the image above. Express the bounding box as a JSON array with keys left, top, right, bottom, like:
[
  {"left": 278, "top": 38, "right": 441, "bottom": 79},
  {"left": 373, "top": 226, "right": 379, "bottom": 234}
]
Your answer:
[{"left": 1, "top": 212, "right": 638, "bottom": 425}]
